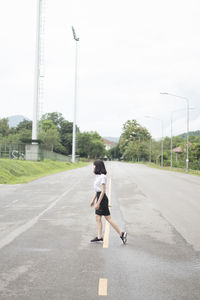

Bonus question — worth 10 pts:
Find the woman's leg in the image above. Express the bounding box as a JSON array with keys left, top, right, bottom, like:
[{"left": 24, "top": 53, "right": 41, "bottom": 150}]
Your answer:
[
  {"left": 104, "top": 215, "right": 121, "bottom": 236},
  {"left": 96, "top": 215, "right": 103, "bottom": 238}
]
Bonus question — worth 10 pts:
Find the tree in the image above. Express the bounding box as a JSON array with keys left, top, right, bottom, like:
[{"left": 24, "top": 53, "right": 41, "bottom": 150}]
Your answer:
[
  {"left": 0, "top": 118, "right": 10, "bottom": 137},
  {"left": 41, "top": 112, "right": 65, "bottom": 128},
  {"left": 77, "top": 132, "right": 106, "bottom": 158},
  {"left": 16, "top": 120, "right": 32, "bottom": 132},
  {"left": 107, "top": 144, "right": 121, "bottom": 160},
  {"left": 18, "top": 129, "right": 32, "bottom": 143},
  {"left": 38, "top": 120, "right": 60, "bottom": 151},
  {"left": 89, "top": 139, "right": 106, "bottom": 159},
  {"left": 59, "top": 120, "right": 74, "bottom": 155},
  {"left": 41, "top": 113, "right": 79, "bottom": 155},
  {"left": 122, "top": 140, "right": 149, "bottom": 161},
  {"left": 119, "top": 120, "right": 151, "bottom": 161},
  {"left": 0, "top": 133, "right": 20, "bottom": 144},
  {"left": 77, "top": 132, "right": 92, "bottom": 157}
]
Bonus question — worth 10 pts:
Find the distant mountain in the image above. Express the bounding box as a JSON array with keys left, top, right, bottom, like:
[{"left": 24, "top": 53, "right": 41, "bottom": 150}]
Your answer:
[
  {"left": 8, "top": 115, "right": 30, "bottom": 128},
  {"left": 178, "top": 130, "right": 200, "bottom": 138},
  {"left": 103, "top": 137, "right": 119, "bottom": 143}
]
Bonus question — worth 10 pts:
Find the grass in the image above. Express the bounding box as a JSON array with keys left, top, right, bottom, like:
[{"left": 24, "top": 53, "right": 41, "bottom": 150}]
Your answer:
[
  {"left": 145, "top": 162, "right": 200, "bottom": 176},
  {"left": 128, "top": 161, "right": 200, "bottom": 176},
  {"left": 0, "top": 159, "right": 89, "bottom": 184}
]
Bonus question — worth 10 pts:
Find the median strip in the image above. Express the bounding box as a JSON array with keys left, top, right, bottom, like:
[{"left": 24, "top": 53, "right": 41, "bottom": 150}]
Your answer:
[
  {"left": 98, "top": 278, "right": 108, "bottom": 296},
  {"left": 103, "top": 178, "right": 111, "bottom": 249}
]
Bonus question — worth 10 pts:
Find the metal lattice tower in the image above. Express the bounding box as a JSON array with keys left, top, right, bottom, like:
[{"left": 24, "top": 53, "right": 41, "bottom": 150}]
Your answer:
[{"left": 32, "top": 0, "right": 46, "bottom": 142}]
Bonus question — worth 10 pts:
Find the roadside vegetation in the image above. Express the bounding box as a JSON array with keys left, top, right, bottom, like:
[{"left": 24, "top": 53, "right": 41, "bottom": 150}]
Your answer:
[
  {"left": 145, "top": 162, "right": 200, "bottom": 176},
  {"left": 0, "top": 159, "right": 89, "bottom": 184},
  {"left": 0, "top": 113, "right": 106, "bottom": 159},
  {"left": 1, "top": 114, "right": 200, "bottom": 174},
  {"left": 107, "top": 120, "right": 200, "bottom": 171}
]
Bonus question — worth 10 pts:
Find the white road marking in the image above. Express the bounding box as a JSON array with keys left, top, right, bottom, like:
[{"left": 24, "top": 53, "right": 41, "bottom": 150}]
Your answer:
[{"left": 0, "top": 185, "right": 76, "bottom": 250}]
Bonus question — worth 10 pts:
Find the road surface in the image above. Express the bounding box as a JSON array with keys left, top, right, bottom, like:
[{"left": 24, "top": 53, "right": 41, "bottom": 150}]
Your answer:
[{"left": 0, "top": 162, "right": 200, "bottom": 299}]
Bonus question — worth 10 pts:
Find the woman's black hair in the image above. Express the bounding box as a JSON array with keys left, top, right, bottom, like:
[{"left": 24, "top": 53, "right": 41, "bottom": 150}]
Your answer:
[{"left": 93, "top": 159, "right": 107, "bottom": 175}]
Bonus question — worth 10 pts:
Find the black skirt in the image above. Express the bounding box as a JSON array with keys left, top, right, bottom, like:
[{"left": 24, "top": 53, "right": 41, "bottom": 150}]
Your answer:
[{"left": 95, "top": 192, "right": 110, "bottom": 216}]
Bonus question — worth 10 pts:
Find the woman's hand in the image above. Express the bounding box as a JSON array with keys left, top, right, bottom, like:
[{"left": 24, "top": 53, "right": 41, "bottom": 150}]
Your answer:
[
  {"left": 90, "top": 193, "right": 97, "bottom": 207},
  {"left": 95, "top": 202, "right": 100, "bottom": 210},
  {"left": 90, "top": 200, "right": 95, "bottom": 207}
]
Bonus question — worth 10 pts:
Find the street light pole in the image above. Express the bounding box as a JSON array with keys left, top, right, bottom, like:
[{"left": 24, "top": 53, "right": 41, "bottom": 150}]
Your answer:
[
  {"left": 32, "top": 0, "right": 41, "bottom": 143},
  {"left": 186, "top": 99, "right": 189, "bottom": 172},
  {"left": 32, "top": 0, "right": 46, "bottom": 144},
  {"left": 161, "top": 120, "right": 164, "bottom": 168},
  {"left": 160, "top": 92, "right": 190, "bottom": 172},
  {"left": 170, "top": 112, "right": 173, "bottom": 168},
  {"left": 72, "top": 27, "right": 79, "bottom": 163}
]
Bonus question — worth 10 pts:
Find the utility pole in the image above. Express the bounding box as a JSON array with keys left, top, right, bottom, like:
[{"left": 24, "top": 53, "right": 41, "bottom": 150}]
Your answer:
[
  {"left": 32, "top": 0, "right": 45, "bottom": 143},
  {"left": 160, "top": 92, "right": 190, "bottom": 172},
  {"left": 26, "top": 0, "right": 45, "bottom": 161},
  {"left": 71, "top": 26, "right": 79, "bottom": 163}
]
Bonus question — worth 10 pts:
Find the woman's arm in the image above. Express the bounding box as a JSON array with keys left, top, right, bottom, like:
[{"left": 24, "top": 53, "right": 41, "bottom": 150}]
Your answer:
[
  {"left": 90, "top": 192, "right": 97, "bottom": 207},
  {"left": 95, "top": 184, "right": 105, "bottom": 210}
]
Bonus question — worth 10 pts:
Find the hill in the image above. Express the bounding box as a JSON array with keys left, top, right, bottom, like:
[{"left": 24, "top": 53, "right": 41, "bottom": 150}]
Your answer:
[
  {"left": 8, "top": 115, "right": 30, "bottom": 128},
  {"left": 178, "top": 130, "right": 200, "bottom": 139}
]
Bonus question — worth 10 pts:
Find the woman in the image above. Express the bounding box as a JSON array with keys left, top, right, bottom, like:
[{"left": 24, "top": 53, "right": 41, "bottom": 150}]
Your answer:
[{"left": 90, "top": 159, "right": 127, "bottom": 244}]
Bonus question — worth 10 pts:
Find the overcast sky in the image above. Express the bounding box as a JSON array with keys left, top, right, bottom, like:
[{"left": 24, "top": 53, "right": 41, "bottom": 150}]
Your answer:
[{"left": 0, "top": 0, "right": 200, "bottom": 139}]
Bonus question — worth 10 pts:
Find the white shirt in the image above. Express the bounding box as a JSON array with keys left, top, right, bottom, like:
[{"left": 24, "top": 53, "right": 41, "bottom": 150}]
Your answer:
[{"left": 94, "top": 174, "right": 107, "bottom": 192}]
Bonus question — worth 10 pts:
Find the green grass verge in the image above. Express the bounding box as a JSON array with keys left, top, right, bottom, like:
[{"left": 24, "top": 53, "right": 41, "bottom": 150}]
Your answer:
[
  {"left": 145, "top": 163, "right": 200, "bottom": 176},
  {"left": 126, "top": 161, "right": 200, "bottom": 176},
  {"left": 0, "top": 159, "right": 89, "bottom": 184}
]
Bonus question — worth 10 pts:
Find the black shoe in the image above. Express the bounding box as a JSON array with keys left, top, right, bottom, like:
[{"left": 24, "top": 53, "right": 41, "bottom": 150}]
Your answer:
[
  {"left": 90, "top": 237, "right": 103, "bottom": 242},
  {"left": 120, "top": 232, "right": 127, "bottom": 244}
]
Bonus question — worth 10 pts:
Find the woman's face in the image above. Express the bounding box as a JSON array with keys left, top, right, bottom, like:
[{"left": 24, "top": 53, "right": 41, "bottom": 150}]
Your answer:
[{"left": 93, "top": 164, "right": 96, "bottom": 173}]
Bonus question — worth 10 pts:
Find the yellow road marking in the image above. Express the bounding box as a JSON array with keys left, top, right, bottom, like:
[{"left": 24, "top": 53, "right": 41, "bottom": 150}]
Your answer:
[
  {"left": 98, "top": 179, "right": 111, "bottom": 296},
  {"left": 103, "top": 178, "right": 111, "bottom": 249},
  {"left": 103, "top": 221, "right": 110, "bottom": 248},
  {"left": 108, "top": 177, "right": 111, "bottom": 202},
  {"left": 98, "top": 278, "right": 108, "bottom": 296}
]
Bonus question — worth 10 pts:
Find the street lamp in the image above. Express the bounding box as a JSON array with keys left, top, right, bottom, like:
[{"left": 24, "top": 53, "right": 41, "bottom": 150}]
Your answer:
[
  {"left": 160, "top": 92, "right": 190, "bottom": 172},
  {"left": 170, "top": 109, "right": 184, "bottom": 169},
  {"left": 145, "top": 116, "right": 164, "bottom": 167},
  {"left": 71, "top": 26, "right": 79, "bottom": 163},
  {"left": 170, "top": 108, "right": 194, "bottom": 169}
]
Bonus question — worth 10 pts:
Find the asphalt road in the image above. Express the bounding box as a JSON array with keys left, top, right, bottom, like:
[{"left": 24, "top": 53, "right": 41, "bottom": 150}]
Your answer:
[{"left": 0, "top": 162, "right": 200, "bottom": 300}]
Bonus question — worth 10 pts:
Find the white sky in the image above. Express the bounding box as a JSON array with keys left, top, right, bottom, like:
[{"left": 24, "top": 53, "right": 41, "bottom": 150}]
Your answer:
[{"left": 0, "top": 0, "right": 200, "bottom": 139}]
